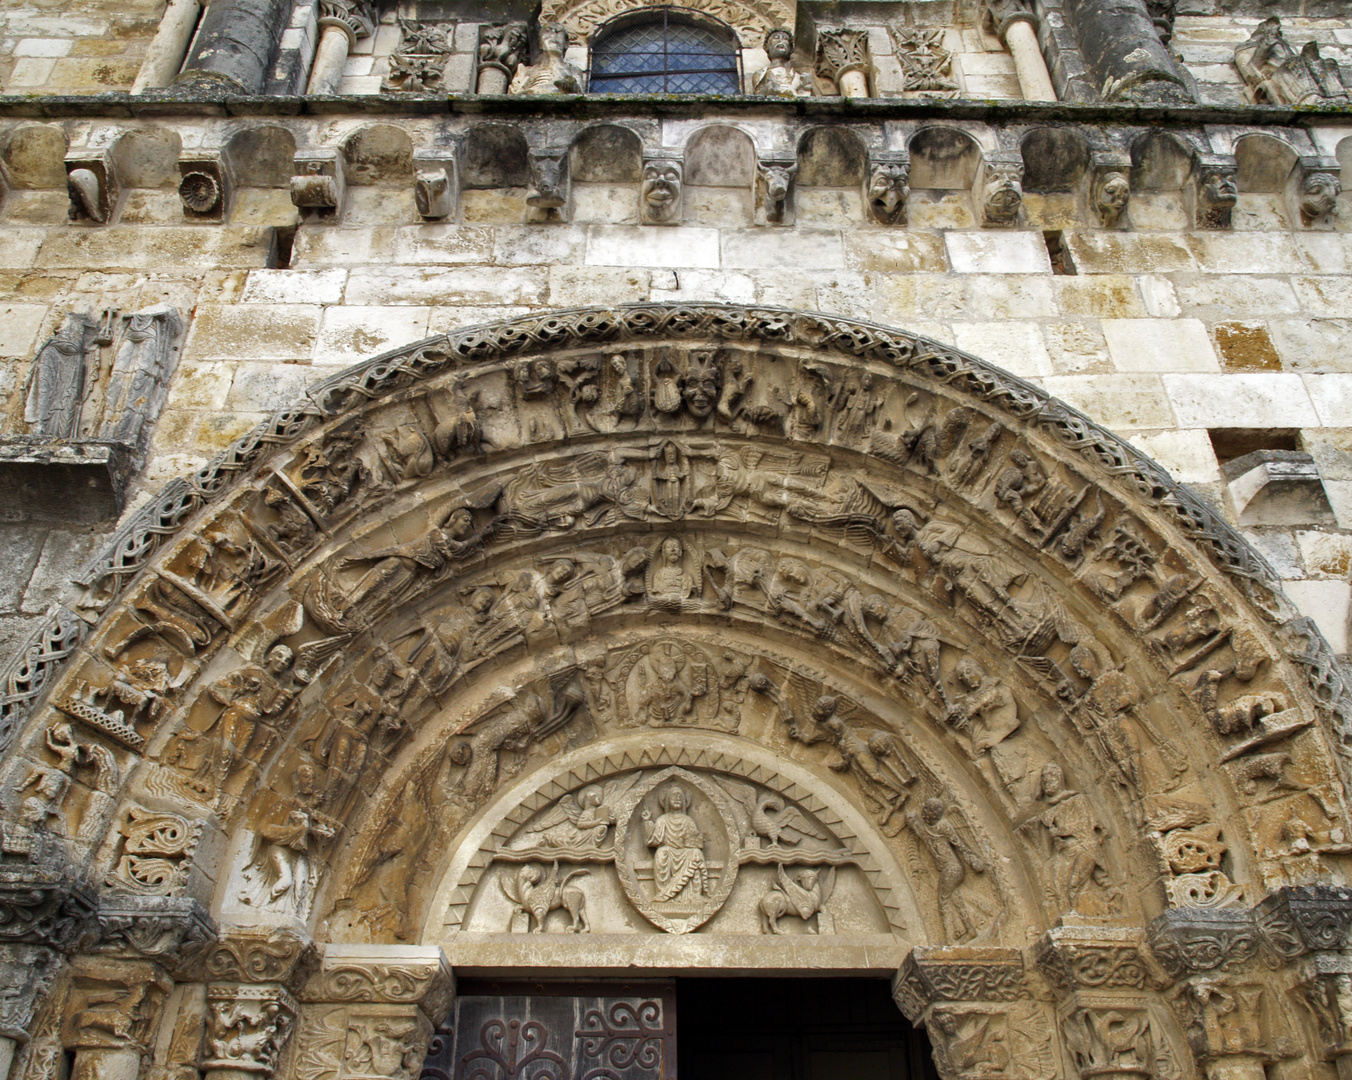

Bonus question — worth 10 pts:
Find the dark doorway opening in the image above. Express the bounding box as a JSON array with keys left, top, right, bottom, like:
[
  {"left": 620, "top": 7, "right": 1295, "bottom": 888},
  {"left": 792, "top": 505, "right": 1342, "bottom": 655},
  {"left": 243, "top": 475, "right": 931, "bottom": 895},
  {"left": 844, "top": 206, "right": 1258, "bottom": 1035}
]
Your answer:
[{"left": 676, "top": 977, "right": 937, "bottom": 1080}]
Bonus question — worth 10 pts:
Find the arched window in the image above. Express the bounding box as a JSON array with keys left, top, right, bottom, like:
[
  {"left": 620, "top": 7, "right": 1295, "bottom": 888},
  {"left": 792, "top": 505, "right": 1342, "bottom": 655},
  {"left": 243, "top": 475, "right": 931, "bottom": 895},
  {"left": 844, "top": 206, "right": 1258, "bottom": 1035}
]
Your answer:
[{"left": 590, "top": 8, "right": 740, "bottom": 94}]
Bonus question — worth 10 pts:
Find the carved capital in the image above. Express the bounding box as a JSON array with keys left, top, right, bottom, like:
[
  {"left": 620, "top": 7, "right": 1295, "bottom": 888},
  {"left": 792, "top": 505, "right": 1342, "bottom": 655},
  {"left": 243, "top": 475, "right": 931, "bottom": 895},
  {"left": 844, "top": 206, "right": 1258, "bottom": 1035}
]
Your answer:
[
  {"left": 63, "top": 956, "right": 173, "bottom": 1053},
  {"left": 317, "top": 0, "right": 375, "bottom": 43},
  {"left": 1171, "top": 977, "right": 1298, "bottom": 1065},
  {"left": 0, "top": 944, "right": 60, "bottom": 1041},
  {"left": 1036, "top": 927, "right": 1160, "bottom": 992},
  {"left": 201, "top": 984, "right": 299, "bottom": 1080},
  {"left": 815, "top": 28, "right": 872, "bottom": 91},
  {"left": 892, "top": 947, "right": 1029, "bottom": 1023},
  {"left": 927, "top": 1000, "right": 1059, "bottom": 1080},
  {"left": 292, "top": 1003, "right": 433, "bottom": 1080},
  {"left": 92, "top": 895, "right": 217, "bottom": 978},
  {"left": 300, "top": 946, "right": 455, "bottom": 1027},
  {"left": 0, "top": 858, "right": 97, "bottom": 950},
  {"left": 1061, "top": 1005, "right": 1157, "bottom": 1080},
  {"left": 206, "top": 927, "right": 320, "bottom": 991},
  {"left": 1147, "top": 909, "right": 1259, "bottom": 979},
  {"left": 1292, "top": 953, "right": 1352, "bottom": 1064},
  {"left": 1254, "top": 884, "right": 1352, "bottom": 961}
]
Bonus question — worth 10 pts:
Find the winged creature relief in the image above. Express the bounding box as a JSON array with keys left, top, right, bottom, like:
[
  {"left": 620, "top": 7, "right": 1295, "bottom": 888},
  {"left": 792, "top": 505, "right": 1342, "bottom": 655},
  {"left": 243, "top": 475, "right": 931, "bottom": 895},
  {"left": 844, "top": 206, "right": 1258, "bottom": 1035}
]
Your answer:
[
  {"left": 508, "top": 776, "right": 642, "bottom": 855},
  {"left": 500, "top": 862, "right": 590, "bottom": 933},
  {"left": 759, "top": 865, "right": 836, "bottom": 933}
]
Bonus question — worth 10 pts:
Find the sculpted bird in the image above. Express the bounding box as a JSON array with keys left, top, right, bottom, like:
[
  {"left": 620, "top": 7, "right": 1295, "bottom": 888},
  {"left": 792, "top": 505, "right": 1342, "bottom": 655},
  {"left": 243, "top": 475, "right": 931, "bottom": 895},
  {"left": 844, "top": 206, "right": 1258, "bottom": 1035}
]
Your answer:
[{"left": 722, "top": 781, "right": 829, "bottom": 849}]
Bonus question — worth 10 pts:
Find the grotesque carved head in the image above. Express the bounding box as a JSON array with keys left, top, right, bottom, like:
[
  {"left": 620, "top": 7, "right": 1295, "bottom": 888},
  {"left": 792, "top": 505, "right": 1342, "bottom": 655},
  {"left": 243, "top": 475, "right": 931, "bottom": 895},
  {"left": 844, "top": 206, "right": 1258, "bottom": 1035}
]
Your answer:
[
  {"left": 681, "top": 350, "right": 721, "bottom": 418},
  {"left": 867, "top": 163, "right": 910, "bottom": 225},
  {"left": 1301, "top": 171, "right": 1341, "bottom": 225},
  {"left": 1094, "top": 171, "right": 1130, "bottom": 227},
  {"left": 1200, "top": 168, "right": 1238, "bottom": 209},
  {"left": 538, "top": 21, "right": 568, "bottom": 58},
  {"left": 527, "top": 151, "right": 568, "bottom": 209},
  {"left": 982, "top": 165, "right": 1023, "bottom": 225},
  {"left": 641, "top": 160, "right": 683, "bottom": 224}
]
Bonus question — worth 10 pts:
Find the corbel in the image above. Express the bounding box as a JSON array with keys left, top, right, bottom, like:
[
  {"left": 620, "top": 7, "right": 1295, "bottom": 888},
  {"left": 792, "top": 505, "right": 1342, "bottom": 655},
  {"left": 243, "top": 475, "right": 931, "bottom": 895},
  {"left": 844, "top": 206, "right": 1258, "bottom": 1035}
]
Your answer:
[
  {"left": 413, "top": 148, "right": 458, "bottom": 221},
  {"left": 178, "top": 151, "right": 233, "bottom": 222},
  {"left": 1221, "top": 449, "right": 1336, "bottom": 527},
  {"left": 865, "top": 150, "right": 909, "bottom": 226},
  {"left": 640, "top": 151, "right": 683, "bottom": 226},
  {"left": 290, "top": 148, "right": 346, "bottom": 220},
  {"left": 1089, "top": 149, "right": 1131, "bottom": 229},
  {"left": 1190, "top": 151, "right": 1238, "bottom": 230},
  {"left": 526, "top": 145, "right": 570, "bottom": 223},
  {"left": 756, "top": 152, "right": 798, "bottom": 227},
  {"left": 1290, "top": 154, "right": 1341, "bottom": 229},
  {"left": 64, "top": 150, "right": 118, "bottom": 225},
  {"left": 976, "top": 152, "right": 1023, "bottom": 228}
]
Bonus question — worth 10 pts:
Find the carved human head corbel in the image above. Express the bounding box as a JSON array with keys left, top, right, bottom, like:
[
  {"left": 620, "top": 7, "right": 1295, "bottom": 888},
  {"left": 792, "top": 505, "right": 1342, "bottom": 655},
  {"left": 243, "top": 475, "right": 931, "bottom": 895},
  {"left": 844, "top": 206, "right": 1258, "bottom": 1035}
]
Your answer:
[
  {"left": 1093, "top": 171, "right": 1131, "bottom": 228},
  {"left": 640, "top": 156, "right": 683, "bottom": 225},
  {"left": 1299, "top": 170, "right": 1341, "bottom": 227},
  {"left": 1194, "top": 161, "right": 1238, "bottom": 229}
]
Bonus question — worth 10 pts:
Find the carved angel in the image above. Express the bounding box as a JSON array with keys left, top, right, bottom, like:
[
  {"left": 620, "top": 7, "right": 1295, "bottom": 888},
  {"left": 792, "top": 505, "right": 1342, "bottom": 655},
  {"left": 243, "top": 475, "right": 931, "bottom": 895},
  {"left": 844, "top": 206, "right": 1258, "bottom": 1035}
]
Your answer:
[
  {"left": 751, "top": 672, "right": 913, "bottom": 832},
  {"left": 720, "top": 779, "right": 829, "bottom": 849},
  {"left": 514, "top": 775, "right": 641, "bottom": 850},
  {"left": 759, "top": 865, "right": 836, "bottom": 933}
]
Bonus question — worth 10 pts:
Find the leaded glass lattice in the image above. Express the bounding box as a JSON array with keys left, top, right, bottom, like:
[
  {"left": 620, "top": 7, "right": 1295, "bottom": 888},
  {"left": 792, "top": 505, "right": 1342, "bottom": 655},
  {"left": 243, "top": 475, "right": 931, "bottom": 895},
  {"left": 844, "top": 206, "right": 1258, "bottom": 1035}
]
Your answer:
[{"left": 591, "top": 9, "right": 740, "bottom": 94}]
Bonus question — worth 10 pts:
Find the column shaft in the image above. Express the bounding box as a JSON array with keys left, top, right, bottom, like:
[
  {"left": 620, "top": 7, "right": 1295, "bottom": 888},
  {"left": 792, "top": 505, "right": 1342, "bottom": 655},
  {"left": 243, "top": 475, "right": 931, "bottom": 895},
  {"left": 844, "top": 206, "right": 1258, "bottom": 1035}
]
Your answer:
[
  {"left": 1005, "top": 20, "right": 1056, "bottom": 100},
  {"left": 306, "top": 24, "right": 350, "bottom": 94},
  {"left": 177, "top": 0, "right": 291, "bottom": 93},
  {"left": 132, "top": 0, "right": 203, "bottom": 92}
]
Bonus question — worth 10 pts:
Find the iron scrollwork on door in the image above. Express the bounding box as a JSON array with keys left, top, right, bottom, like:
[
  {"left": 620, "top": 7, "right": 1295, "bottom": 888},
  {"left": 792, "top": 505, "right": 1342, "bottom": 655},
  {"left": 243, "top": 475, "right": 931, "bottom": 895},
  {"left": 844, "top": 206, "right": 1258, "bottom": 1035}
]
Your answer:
[{"left": 419, "top": 987, "right": 675, "bottom": 1080}]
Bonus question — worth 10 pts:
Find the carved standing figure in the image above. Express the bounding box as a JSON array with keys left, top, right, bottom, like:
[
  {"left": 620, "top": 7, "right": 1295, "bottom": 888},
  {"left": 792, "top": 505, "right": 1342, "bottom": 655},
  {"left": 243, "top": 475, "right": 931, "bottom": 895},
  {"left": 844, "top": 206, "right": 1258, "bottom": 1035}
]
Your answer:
[
  {"left": 24, "top": 315, "right": 92, "bottom": 439},
  {"left": 1025, "top": 763, "right": 1112, "bottom": 914},
  {"left": 903, "top": 797, "right": 988, "bottom": 942}
]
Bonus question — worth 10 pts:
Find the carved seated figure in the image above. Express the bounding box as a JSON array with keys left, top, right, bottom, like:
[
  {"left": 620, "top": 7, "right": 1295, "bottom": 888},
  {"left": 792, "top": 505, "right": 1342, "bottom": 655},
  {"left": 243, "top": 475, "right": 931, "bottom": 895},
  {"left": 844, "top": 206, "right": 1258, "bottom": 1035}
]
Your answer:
[
  {"left": 754, "top": 29, "right": 813, "bottom": 97},
  {"left": 1234, "top": 17, "right": 1350, "bottom": 106}
]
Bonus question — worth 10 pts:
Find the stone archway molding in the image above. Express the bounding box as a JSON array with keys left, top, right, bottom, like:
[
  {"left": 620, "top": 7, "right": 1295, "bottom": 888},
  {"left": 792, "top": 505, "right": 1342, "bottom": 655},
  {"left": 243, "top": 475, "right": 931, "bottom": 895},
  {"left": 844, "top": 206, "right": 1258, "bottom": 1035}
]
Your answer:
[{"left": 1, "top": 304, "right": 1352, "bottom": 1080}]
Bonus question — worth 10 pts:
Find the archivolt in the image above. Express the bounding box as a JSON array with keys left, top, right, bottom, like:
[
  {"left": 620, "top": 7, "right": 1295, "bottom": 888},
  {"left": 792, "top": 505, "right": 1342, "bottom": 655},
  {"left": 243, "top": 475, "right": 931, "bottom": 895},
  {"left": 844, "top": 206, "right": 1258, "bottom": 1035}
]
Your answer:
[{"left": 2, "top": 304, "right": 1351, "bottom": 1080}]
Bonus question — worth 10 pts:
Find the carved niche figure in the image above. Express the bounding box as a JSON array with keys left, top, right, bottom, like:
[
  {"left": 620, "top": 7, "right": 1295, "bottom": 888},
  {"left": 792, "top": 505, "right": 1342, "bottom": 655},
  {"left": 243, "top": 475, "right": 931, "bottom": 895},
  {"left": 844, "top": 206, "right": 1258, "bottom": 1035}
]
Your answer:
[
  {"left": 760, "top": 865, "right": 836, "bottom": 933},
  {"left": 754, "top": 29, "right": 813, "bottom": 97},
  {"left": 640, "top": 159, "right": 683, "bottom": 225},
  {"left": 382, "top": 20, "right": 453, "bottom": 92},
  {"left": 1094, "top": 171, "right": 1131, "bottom": 228},
  {"left": 1197, "top": 166, "right": 1238, "bottom": 230},
  {"left": 501, "top": 862, "right": 589, "bottom": 933},
  {"left": 1300, "top": 172, "right": 1341, "bottom": 227},
  {"left": 981, "top": 162, "right": 1023, "bottom": 227},
  {"left": 946, "top": 659, "right": 1019, "bottom": 758},
  {"left": 1022, "top": 763, "right": 1113, "bottom": 915},
  {"left": 1234, "top": 18, "right": 1350, "bottom": 106},
  {"left": 477, "top": 23, "right": 527, "bottom": 93},
  {"left": 836, "top": 371, "right": 884, "bottom": 441},
  {"left": 509, "top": 22, "right": 582, "bottom": 95},
  {"left": 867, "top": 162, "right": 910, "bottom": 225},
  {"left": 902, "top": 797, "right": 989, "bottom": 942},
  {"left": 650, "top": 443, "right": 691, "bottom": 520},
  {"left": 643, "top": 783, "right": 709, "bottom": 904}
]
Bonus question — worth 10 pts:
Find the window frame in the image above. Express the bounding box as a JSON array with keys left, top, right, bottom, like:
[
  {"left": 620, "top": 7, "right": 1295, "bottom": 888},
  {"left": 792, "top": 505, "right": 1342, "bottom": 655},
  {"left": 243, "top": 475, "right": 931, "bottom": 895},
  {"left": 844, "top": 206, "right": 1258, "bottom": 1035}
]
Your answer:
[{"left": 587, "top": 7, "right": 744, "bottom": 96}]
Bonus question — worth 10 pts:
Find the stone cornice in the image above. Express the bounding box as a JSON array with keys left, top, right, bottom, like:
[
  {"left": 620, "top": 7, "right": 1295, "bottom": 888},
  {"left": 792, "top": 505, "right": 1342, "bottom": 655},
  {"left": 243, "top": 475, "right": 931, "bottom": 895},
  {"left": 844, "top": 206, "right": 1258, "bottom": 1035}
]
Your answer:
[{"left": 0, "top": 91, "right": 1348, "bottom": 128}]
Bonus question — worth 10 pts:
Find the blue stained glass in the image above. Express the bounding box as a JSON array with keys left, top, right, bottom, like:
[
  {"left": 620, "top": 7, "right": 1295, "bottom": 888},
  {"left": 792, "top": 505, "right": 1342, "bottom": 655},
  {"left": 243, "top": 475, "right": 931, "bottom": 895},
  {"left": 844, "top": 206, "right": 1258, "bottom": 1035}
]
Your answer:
[{"left": 591, "top": 10, "right": 739, "bottom": 94}]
